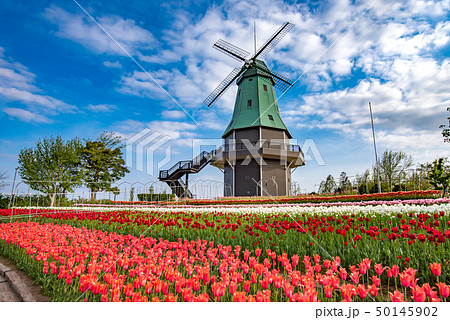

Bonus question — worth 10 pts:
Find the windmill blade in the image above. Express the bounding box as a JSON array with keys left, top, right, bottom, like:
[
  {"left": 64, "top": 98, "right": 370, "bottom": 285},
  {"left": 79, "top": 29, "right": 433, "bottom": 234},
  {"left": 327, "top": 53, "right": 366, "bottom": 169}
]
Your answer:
[
  {"left": 252, "top": 22, "right": 294, "bottom": 60},
  {"left": 213, "top": 39, "right": 251, "bottom": 62},
  {"left": 253, "top": 61, "right": 293, "bottom": 93},
  {"left": 204, "top": 67, "right": 244, "bottom": 107}
]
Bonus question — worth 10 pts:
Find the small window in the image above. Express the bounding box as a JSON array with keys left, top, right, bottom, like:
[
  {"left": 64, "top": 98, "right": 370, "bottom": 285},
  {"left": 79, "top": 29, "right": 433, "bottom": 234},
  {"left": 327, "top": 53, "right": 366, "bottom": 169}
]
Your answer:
[
  {"left": 248, "top": 78, "right": 253, "bottom": 82},
  {"left": 263, "top": 84, "right": 268, "bottom": 91},
  {"left": 245, "top": 176, "right": 250, "bottom": 181},
  {"left": 268, "top": 115, "right": 274, "bottom": 121},
  {"left": 238, "top": 89, "right": 241, "bottom": 96},
  {"left": 247, "top": 100, "right": 252, "bottom": 107}
]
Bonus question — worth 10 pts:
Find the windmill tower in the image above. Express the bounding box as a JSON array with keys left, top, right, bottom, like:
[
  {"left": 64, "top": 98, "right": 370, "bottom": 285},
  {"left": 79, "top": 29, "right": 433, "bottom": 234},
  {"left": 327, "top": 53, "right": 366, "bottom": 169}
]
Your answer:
[{"left": 206, "top": 22, "right": 305, "bottom": 197}]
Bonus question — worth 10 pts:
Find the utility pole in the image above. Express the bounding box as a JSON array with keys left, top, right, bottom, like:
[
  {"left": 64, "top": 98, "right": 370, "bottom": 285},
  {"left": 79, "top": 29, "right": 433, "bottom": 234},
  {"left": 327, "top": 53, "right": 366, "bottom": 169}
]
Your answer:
[{"left": 369, "top": 102, "right": 382, "bottom": 193}]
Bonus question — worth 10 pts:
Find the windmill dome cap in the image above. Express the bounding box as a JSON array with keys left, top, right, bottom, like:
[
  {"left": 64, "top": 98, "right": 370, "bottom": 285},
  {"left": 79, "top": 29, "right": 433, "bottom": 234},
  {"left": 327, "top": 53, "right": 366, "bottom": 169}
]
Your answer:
[{"left": 236, "top": 60, "right": 276, "bottom": 86}]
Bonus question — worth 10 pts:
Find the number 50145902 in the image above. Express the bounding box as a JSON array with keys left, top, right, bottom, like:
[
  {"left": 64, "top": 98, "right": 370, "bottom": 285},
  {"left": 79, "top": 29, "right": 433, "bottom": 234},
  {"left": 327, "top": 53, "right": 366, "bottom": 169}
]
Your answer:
[{"left": 376, "top": 307, "right": 438, "bottom": 317}]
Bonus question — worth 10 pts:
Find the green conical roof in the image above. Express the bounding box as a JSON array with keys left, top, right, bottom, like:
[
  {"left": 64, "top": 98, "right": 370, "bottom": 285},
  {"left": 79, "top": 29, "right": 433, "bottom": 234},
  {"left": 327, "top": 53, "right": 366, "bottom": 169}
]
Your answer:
[{"left": 222, "top": 60, "right": 292, "bottom": 138}]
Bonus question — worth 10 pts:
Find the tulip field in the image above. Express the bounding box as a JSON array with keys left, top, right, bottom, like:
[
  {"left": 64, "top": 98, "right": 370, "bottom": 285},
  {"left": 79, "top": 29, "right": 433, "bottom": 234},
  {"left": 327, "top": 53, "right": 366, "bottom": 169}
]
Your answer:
[{"left": 0, "top": 194, "right": 449, "bottom": 302}]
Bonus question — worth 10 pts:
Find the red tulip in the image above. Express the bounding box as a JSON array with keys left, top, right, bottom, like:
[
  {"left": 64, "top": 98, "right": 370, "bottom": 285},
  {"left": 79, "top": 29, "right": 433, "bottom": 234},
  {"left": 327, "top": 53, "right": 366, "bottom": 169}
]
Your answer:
[
  {"left": 389, "top": 290, "right": 404, "bottom": 302},
  {"left": 244, "top": 280, "right": 251, "bottom": 293},
  {"left": 374, "top": 263, "right": 385, "bottom": 276},
  {"left": 369, "top": 284, "right": 379, "bottom": 298},
  {"left": 357, "top": 285, "right": 367, "bottom": 299},
  {"left": 371, "top": 275, "right": 381, "bottom": 287},
  {"left": 233, "top": 291, "right": 247, "bottom": 302},
  {"left": 339, "top": 268, "right": 347, "bottom": 281},
  {"left": 165, "top": 293, "right": 177, "bottom": 302},
  {"left": 314, "top": 254, "right": 321, "bottom": 264},
  {"left": 340, "top": 284, "right": 356, "bottom": 302},
  {"left": 437, "top": 283, "right": 450, "bottom": 298},
  {"left": 229, "top": 282, "right": 238, "bottom": 295},
  {"left": 411, "top": 286, "right": 427, "bottom": 302},
  {"left": 391, "top": 265, "right": 399, "bottom": 277},
  {"left": 324, "top": 285, "right": 333, "bottom": 298},
  {"left": 350, "top": 272, "right": 360, "bottom": 284},
  {"left": 430, "top": 263, "right": 441, "bottom": 277}
]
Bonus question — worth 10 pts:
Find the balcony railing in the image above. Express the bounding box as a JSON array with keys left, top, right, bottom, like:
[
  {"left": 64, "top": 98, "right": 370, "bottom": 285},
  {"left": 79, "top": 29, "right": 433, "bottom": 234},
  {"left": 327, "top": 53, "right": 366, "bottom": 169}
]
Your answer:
[{"left": 223, "top": 140, "right": 303, "bottom": 154}]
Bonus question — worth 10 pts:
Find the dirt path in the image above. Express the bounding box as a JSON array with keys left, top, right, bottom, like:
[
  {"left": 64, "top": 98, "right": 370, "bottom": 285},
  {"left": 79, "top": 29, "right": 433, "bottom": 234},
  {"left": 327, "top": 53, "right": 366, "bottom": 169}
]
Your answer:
[{"left": 0, "top": 255, "right": 50, "bottom": 302}]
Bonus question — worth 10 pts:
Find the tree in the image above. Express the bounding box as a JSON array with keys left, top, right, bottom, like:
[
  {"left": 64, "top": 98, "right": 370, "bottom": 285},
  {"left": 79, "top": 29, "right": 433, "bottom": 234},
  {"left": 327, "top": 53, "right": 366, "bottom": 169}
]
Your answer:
[
  {"left": 129, "top": 187, "right": 135, "bottom": 202},
  {"left": 426, "top": 158, "right": 450, "bottom": 197},
  {"left": 0, "top": 170, "right": 7, "bottom": 190},
  {"left": 355, "top": 169, "right": 372, "bottom": 194},
  {"left": 111, "top": 187, "right": 120, "bottom": 201},
  {"left": 318, "top": 175, "right": 337, "bottom": 194},
  {"left": 291, "top": 181, "right": 301, "bottom": 195},
  {"left": 338, "top": 172, "right": 352, "bottom": 193},
  {"left": 378, "top": 150, "right": 413, "bottom": 192},
  {"left": 439, "top": 107, "right": 450, "bottom": 143},
  {"left": 18, "top": 136, "right": 82, "bottom": 207},
  {"left": 81, "top": 131, "right": 129, "bottom": 200}
]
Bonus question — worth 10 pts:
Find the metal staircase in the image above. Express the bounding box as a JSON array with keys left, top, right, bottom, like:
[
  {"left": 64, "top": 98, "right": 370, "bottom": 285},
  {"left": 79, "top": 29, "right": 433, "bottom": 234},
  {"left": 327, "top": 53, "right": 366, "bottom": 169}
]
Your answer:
[{"left": 158, "top": 148, "right": 219, "bottom": 198}]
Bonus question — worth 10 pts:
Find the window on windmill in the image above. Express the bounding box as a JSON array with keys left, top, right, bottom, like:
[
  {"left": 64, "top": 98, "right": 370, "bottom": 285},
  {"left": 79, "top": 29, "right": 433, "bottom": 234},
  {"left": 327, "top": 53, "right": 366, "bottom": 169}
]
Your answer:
[
  {"left": 263, "top": 84, "right": 268, "bottom": 91},
  {"left": 245, "top": 176, "right": 250, "bottom": 181},
  {"left": 248, "top": 78, "right": 253, "bottom": 82},
  {"left": 247, "top": 100, "right": 252, "bottom": 108},
  {"left": 238, "top": 89, "right": 241, "bottom": 96},
  {"left": 268, "top": 114, "right": 274, "bottom": 121}
]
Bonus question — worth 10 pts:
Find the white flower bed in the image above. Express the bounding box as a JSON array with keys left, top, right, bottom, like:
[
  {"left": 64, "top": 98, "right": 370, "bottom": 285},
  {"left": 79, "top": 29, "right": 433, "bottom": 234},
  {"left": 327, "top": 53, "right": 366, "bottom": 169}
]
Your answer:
[{"left": 17, "top": 202, "right": 450, "bottom": 216}]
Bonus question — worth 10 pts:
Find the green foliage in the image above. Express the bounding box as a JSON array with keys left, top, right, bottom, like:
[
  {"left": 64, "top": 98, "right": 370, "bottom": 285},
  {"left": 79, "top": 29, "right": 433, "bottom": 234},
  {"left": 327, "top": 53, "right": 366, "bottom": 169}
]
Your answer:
[
  {"left": 17, "top": 136, "right": 83, "bottom": 206},
  {"left": 426, "top": 158, "right": 450, "bottom": 197},
  {"left": 80, "top": 131, "right": 129, "bottom": 200}
]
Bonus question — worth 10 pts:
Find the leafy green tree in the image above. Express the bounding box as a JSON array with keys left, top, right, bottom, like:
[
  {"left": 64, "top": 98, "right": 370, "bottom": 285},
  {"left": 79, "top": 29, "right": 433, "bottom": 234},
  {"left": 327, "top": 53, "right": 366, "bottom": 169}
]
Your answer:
[
  {"left": 18, "top": 136, "right": 82, "bottom": 206},
  {"left": 378, "top": 150, "right": 413, "bottom": 192},
  {"left": 426, "top": 158, "right": 450, "bottom": 197},
  {"left": 81, "top": 131, "right": 129, "bottom": 200}
]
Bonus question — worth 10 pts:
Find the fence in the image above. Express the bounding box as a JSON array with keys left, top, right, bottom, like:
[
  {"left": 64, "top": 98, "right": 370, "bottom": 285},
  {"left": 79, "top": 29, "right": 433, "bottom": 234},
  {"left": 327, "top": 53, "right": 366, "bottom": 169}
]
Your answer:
[{"left": 0, "top": 179, "right": 234, "bottom": 209}]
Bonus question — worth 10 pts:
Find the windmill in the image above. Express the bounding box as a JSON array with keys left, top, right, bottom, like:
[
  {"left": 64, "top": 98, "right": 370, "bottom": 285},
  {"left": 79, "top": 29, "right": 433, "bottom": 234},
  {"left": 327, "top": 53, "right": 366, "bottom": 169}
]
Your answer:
[
  {"left": 206, "top": 21, "right": 306, "bottom": 197},
  {"left": 204, "top": 22, "right": 295, "bottom": 107},
  {"left": 159, "top": 22, "right": 304, "bottom": 198}
]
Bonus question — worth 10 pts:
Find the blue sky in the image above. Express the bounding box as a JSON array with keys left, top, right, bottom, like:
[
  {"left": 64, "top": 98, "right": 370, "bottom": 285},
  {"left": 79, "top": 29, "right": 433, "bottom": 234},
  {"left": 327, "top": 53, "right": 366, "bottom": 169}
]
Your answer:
[{"left": 0, "top": 0, "right": 449, "bottom": 193}]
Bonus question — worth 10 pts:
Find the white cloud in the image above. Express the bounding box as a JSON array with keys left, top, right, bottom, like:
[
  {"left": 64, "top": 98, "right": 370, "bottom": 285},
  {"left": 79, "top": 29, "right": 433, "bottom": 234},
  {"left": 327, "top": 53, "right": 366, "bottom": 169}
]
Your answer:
[
  {"left": 3, "top": 107, "right": 51, "bottom": 123},
  {"left": 43, "top": 5, "right": 157, "bottom": 56},
  {"left": 0, "top": 47, "right": 77, "bottom": 121},
  {"left": 86, "top": 104, "right": 117, "bottom": 113},
  {"left": 103, "top": 60, "right": 122, "bottom": 68},
  {"left": 161, "top": 110, "right": 186, "bottom": 119}
]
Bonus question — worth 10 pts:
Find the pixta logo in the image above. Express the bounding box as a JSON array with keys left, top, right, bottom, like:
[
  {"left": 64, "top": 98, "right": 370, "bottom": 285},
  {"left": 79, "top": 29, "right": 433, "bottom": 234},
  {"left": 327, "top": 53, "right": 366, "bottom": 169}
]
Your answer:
[{"left": 125, "top": 129, "right": 172, "bottom": 175}]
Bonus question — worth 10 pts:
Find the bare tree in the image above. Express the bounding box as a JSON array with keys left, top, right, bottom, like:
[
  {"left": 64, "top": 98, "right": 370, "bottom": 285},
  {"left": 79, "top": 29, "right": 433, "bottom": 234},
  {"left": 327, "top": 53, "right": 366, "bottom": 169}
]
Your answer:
[
  {"left": 318, "top": 175, "right": 337, "bottom": 194},
  {"left": 0, "top": 170, "right": 7, "bottom": 190},
  {"left": 378, "top": 150, "right": 413, "bottom": 192}
]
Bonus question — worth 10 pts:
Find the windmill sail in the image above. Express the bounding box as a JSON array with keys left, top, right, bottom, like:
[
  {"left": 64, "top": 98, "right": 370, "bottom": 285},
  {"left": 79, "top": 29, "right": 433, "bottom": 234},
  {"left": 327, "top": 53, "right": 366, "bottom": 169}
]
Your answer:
[
  {"left": 252, "top": 22, "right": 294, "bottom": 60},
  {"left": 213, "top": 39, "right": 250, "bottom": 62},
  {"left": 203, "top": 67, "right": 243, "bottom": 107}
]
